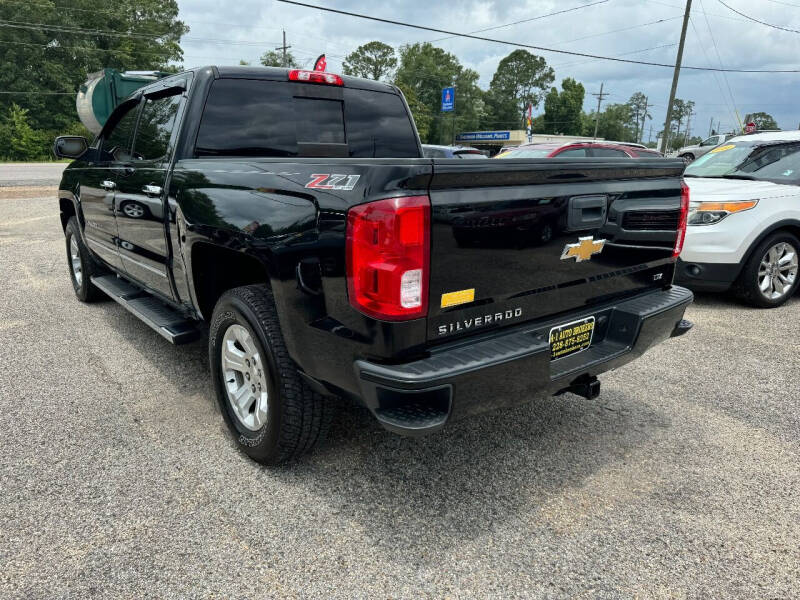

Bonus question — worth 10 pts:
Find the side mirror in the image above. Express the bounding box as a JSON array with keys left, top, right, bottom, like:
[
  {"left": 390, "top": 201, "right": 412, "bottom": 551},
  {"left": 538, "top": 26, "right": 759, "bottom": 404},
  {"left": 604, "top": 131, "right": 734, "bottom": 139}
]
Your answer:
[{"left": 53, "top": 135, "right": 88, "bottom": 159}]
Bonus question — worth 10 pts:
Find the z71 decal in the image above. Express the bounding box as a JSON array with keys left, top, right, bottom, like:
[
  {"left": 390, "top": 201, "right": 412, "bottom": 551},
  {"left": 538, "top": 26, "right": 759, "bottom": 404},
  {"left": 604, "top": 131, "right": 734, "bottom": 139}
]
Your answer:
[{"left": 305, "top": 174, "right": 361, "bottom": 191}]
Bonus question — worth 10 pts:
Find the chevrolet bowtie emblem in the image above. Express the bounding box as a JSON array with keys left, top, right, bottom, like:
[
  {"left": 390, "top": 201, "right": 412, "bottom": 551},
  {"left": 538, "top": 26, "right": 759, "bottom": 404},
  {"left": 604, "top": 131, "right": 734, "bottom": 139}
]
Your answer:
[{"left": 560, "top": 236, "right": 606, "bottom": 262}]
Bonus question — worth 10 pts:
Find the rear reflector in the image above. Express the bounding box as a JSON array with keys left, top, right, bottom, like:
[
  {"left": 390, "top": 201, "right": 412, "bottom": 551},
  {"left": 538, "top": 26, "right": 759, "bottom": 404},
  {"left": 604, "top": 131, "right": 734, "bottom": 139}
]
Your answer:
[
  {"left": 346, "top": 196, "right": 430, "bottom": 321},
  {"left": 673, "top": 182, "right": 690, "bottom": 258},
  {"left": 288, "top": 70, "right": 343, "bottom": 86}
]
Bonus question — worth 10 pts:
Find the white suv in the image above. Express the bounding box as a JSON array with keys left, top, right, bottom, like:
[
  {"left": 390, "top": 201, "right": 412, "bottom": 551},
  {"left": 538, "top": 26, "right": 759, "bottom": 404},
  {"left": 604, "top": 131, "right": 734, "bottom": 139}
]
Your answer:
[{"left": 675, "top": 130, "right": 800, "bottom": 307}]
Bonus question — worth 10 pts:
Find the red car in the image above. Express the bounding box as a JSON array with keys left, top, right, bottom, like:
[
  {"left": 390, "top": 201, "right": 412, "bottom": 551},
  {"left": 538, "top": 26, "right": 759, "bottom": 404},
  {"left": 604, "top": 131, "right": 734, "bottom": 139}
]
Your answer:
[{"left": 497, "top": 141, "right": 663, "bottom": 159}]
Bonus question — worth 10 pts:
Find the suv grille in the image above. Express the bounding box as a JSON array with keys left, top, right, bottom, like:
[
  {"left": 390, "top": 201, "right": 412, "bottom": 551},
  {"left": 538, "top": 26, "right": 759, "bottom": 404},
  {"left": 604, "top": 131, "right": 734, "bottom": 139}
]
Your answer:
[{"left": 622, "top": 210, "right": 679, "bottom": 230}]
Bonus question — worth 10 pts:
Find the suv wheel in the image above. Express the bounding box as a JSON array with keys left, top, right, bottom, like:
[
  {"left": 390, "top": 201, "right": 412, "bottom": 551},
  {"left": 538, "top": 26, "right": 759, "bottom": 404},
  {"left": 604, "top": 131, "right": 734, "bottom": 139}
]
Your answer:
[
  {"left": 65, "top": 216, "right": 106, "bottom": 302},
  {"left": 736, "top": 232, "right": 800, "bottom": 308},
  {"left": 209, "top": 284, "right": 332, "bottom": 464}
]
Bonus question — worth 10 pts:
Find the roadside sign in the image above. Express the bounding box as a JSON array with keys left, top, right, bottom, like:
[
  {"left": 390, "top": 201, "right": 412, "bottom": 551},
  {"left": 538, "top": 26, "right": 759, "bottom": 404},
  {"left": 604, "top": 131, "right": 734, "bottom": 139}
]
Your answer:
[
  {"left": 744, "top": 122, "right": 756, "bottom": 134},
  {"left": 441, "top": 87, "right": 454, "bottom": 112},
  {"left": 455, "top": 131, "right": 511, "bottom": 142}
]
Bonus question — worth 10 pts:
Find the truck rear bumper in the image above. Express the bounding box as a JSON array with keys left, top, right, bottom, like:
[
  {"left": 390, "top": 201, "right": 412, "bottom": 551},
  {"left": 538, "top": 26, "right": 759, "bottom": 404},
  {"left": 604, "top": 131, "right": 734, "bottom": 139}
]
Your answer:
[{"left": 355, "top": 286, "right": 693, "bottom": 436}]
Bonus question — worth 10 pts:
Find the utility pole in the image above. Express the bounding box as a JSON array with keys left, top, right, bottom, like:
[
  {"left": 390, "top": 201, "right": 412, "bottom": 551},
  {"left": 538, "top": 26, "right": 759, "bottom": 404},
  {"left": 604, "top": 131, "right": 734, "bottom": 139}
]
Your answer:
[
  {"left": 276, "top": 30, "right": 291, "bottom": 67},
  {"left": 660, "top": 0, "right": 692, "bottom": 154},
  {"left": 648, "top": 124, "right": 653, "bottom": 144},
  {"left": 639, "top": 95, "right": 650, "bottom": 143},
  {"left": 592, "top": 82, "right": 609, "bottom": 140},
  {"left": 708, "top": 117, "right": 714, "bottom": 137}
]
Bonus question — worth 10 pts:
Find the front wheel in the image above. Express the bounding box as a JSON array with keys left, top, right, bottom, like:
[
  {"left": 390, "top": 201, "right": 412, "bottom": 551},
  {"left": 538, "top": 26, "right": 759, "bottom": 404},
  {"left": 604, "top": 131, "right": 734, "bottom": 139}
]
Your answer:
[
  {"left": 65, "top": 217, "right": 106, "bottom": 302},
  {"left": 680, "top": 153, "right": 694, "bottom": 165},
  {"left": 209, "top": 284, "right": 333, "bottom": 464},
  {"left": 736, "top": 232, "right": 800, "bottom": 308}
]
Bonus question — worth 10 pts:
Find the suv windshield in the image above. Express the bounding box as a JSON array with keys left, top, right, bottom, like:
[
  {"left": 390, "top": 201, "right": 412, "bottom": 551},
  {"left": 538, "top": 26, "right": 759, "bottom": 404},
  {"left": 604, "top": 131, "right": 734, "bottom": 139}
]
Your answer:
[{"left": 684, "top": 141, "right": 800, "bottom": 183}]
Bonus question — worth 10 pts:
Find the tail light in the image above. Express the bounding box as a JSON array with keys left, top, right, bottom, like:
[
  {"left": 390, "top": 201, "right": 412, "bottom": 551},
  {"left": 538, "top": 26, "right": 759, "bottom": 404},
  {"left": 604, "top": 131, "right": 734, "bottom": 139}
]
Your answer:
[
  {"left": 288, "top": 70, "right": 343, "bottom": 86},
  {"left": 346, "top": 196, "right": 430, "bottom": 321},
  {"left": 673, "top": 182, "right": 690, "bottom": 258}
]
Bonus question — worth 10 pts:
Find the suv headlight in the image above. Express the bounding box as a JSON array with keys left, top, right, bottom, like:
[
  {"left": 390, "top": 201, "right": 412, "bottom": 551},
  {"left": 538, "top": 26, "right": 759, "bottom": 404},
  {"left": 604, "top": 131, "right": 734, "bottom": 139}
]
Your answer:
[{"left": 688, "top": 200, "right": 758, "bottom": 226}]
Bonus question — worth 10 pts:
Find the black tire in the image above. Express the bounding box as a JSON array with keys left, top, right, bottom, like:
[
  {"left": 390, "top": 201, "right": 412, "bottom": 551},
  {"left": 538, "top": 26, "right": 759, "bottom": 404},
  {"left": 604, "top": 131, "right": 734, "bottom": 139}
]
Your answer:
[
  {"left": 735, "top": 231, "right": 800, "bottom": 308},
  {"left": 209, "top": 284, "right": 332, "bottom": 464},
  {"left": 65, "top": 216, "right": 106, "bottom": 302},
  {"left": 680, "top": 153, "right": 694, "bottom": 165}
]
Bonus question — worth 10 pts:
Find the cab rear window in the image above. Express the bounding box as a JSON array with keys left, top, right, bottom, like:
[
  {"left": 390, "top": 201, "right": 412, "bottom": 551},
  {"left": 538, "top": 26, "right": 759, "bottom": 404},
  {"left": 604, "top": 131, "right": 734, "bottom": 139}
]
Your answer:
[{"left": 195, "top": 78, "right": 419, "bottom": 158}]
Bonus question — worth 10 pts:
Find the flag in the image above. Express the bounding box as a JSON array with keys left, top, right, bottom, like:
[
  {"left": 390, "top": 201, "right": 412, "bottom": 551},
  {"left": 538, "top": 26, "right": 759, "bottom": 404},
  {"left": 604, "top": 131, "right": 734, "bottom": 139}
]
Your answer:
[{"left": 314, "top": 54, "right": 327, "bottom": 72}]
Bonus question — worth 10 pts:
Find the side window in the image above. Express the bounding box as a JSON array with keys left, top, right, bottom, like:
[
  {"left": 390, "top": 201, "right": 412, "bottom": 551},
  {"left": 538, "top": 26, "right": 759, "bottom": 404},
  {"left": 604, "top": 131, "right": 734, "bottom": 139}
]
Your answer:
[
  {"left": 701, "top": 137, "right": 716, "bottom": 146},
  {"left": 132, "top": 93, "right": 182, "bottom": 162},
  {"left": 556, "top": 148, "right": 587, "bottom": 157},
  {"left": 591, "top": 147, "right": 628, "bottom": 158},
  {"left": 101, "top": 103, "right": 139, "bottom": 162}
]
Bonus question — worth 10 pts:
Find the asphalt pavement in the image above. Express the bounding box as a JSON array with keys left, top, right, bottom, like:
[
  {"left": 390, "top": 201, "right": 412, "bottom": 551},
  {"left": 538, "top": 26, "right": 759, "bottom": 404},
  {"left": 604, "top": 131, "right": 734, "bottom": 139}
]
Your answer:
[
  {"left": 0, "top": 162, "right": 66, "bottom": 187},
  {"left": 1, "top": 188, "right": 798, "bottom": 598}
]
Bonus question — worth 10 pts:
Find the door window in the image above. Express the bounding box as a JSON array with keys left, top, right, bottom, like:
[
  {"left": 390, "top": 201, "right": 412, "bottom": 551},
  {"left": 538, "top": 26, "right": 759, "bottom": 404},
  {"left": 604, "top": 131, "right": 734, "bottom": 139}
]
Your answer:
[
  {"left": 132, "top": 93, "right": 182, "bottom": 162},
  {"left": 101, "top": 103, "right": 139, "bottom": 162},
  {"left": 556, "top": 148, "right": 587, "bottom": 157},
  {"left": 591, "top": 147, "right": 628, "bottom": 157}
]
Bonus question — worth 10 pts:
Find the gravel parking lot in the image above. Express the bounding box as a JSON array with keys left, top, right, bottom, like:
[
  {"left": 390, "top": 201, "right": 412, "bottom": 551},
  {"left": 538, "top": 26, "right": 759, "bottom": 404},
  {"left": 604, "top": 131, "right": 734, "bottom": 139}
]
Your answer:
[{"left": 1, "top": 184, "right": 799, "bottom": 598}]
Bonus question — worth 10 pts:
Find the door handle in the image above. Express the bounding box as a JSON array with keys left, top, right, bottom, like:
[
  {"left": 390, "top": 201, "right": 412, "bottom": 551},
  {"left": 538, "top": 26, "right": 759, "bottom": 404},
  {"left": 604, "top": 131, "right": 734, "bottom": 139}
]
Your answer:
[
  {"left": 101, "top": 180, "right": 116, "bottom": 191},
  {"left": 142, "top": 184, "right": 162, "bottom": 197}
]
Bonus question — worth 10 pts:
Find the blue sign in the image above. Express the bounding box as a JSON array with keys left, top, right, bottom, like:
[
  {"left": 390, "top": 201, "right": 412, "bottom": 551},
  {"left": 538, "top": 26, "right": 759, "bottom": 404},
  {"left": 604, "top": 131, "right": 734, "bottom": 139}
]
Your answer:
[
  {"left": 455, "top": 131, "right": 511, "bottom": 142},
  {"left": 441, "top": 87, "right": 455, "bottom": 112}
]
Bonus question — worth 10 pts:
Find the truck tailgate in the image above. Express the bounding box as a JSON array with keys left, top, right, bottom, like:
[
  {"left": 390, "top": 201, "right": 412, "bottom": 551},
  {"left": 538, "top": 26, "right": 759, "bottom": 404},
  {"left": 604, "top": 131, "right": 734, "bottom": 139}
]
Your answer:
[{"left": 427, "top": 159, "right": 686, "bottom": 341}]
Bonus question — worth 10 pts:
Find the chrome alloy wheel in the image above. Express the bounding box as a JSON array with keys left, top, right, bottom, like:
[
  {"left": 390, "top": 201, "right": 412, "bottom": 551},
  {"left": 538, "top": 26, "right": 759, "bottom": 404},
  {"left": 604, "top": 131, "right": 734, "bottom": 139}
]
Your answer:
[
  {"left": 221, "top": 324, "right": 269, "bottom": 431},
  {"left": 758, "top": 242, "right": 798, "bottom": 301},
  {"left": 122, "top": 202, "right": 145, "bottom": 218},
  {"left": 69, "top": 236, "right": 82, "bottom": 287}
]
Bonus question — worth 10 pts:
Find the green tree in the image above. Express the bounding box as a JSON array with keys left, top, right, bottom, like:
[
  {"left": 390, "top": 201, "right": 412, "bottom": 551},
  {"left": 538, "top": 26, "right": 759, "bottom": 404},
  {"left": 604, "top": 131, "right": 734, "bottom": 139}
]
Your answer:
[
  {"left": 260, "top": 49, "right": 299, "bottom": 68},
  {"left": 486, "top": 50, "right": 554, "bottom": 130},
  {"left": 394, "top": 43, "right": 482, "bottom": 144},
  {"left": 343, "top": 41, "right": 397, "bottom": 81},
  {"left": 542, "top": 78, "right": 585, "bottom": 135},
  {"left": 396, "top": 82, "right": 431, "bottom": 141},
  {"left": 627, "top": 92, "right": 651, "bottom": 143},
  {"left": 586, "top": 103, "right": 633, "bottom": 141},
  {"left": 0, "top": 104, "right": 50, "bottom": 161},
  {"left": 744, "top": 112, "right": 779, "bottom": 130},
  {"left": 0, "top": 0, "right": 188, "bottom": 135},
  {"left": 668, "top": 98, "right": 695, "bottom": 147}
]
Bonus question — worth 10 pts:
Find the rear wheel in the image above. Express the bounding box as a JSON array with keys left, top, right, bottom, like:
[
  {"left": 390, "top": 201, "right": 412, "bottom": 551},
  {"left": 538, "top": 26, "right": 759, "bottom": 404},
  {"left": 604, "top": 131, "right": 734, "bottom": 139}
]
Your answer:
[
  {"left": 209, "top": 284, "right": 333, "bottom": 464},
  {"left": 736, "top": 232, "right": 800, "bottom": 308},
  {"left": 65, "top": 217, "right": 105, "bottom": 302},
  {"left": 680, "top": 153, "right": 694, "bottom": 165}
]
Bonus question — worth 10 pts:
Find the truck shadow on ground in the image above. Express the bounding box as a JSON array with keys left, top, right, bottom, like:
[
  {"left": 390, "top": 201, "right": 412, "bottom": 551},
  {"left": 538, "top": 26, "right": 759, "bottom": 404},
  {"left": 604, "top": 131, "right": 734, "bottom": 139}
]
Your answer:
[{"left": 98, "top": 300, "right": 674, "bottom": 561}]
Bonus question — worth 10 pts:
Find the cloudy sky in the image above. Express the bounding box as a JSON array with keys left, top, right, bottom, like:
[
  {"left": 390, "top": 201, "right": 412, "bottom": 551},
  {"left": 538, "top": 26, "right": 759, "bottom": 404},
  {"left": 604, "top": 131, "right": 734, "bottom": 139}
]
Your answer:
[{"left": 175, "top": 0, "right": 800, "bottom": 140}]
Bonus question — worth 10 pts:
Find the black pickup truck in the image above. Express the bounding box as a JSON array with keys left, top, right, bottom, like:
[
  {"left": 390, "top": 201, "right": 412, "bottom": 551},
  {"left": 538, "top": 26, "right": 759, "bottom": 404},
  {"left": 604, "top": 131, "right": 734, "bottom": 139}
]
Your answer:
[{"left": 55, "top": 66, "right": 693, "bottom": 464}]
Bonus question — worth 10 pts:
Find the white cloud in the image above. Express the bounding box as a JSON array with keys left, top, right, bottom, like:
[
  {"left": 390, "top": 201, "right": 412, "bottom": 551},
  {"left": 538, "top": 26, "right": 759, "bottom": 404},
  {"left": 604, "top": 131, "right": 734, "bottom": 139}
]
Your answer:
[{"left": 177, "top": 0, "right": 800, "bottom": 134}]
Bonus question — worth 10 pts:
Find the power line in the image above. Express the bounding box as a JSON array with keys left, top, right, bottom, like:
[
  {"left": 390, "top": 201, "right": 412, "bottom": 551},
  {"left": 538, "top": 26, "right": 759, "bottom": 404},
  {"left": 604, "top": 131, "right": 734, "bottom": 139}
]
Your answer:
[
  {"left": 763, "top": 0, "right": 800, "bottom": 7},
  {"left": 698, "top": 0, "right": 742, "bottom": 130},
  {"left": 688, "top": 13, "right": 738, "bottom": 135},
  {"left": 428, "top": 0, "right": 609, "bottom": 42},
  {"left": 275, "top": 0, "right": 800, "bottom": 72},
  {"left": 717, "top": 0, "right": 800, "bottom": 33}
]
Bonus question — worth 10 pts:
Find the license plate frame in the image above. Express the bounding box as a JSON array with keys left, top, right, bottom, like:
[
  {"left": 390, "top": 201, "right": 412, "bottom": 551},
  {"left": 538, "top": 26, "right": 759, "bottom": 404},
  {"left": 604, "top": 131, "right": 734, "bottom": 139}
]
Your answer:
[{"left": 549, "top": 316, "right": 596, "bottom": 361}]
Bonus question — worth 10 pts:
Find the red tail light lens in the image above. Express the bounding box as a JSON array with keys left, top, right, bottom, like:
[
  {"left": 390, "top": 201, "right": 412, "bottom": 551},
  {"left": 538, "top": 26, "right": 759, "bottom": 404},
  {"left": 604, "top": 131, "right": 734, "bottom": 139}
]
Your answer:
[
  {"left": 673, "top": 182, "right": 690, "bottom": 258},
  {"left": 288, "top": 70, "right": 343, "bottom": 86},
  {"left": 346, "top": 196, "right": 430, "bottom": 321}
]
